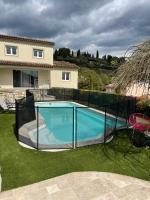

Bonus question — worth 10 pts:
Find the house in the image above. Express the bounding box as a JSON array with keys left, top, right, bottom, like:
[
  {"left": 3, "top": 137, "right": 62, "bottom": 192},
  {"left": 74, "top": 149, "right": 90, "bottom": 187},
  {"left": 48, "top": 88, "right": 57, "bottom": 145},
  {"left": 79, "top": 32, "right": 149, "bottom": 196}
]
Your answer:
[
  {"left": 105, "top": 84, "right": 116, "bottom": 93},
  {"left": 0, "top": 34, "right": 78, "bottom": 92},
  {"left": 126, "top": 83, "right": 150, "bottom": 97},
  {"left": 106, "top": 82, "right": 150, "bottom": 98}
]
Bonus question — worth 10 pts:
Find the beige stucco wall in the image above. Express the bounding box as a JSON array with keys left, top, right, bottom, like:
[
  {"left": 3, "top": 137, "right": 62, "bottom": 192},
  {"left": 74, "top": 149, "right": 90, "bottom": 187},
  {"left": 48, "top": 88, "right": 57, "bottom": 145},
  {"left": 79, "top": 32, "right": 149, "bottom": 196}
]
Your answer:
[
  {"left": 0, "top": 39, "right": 53, "bottom": 64},
  {"left": 0, "top": 67, "right": 50, "bottom": 89},
  {"left": 50, "top": 68, "right": 78, "bottom": 89},
  {"left": 0, "top": 68, "right": 13, "bottom": 89},
  {"left": 0, "top": 67, "right": 78, "bottom": 89},
  {"left": 38, "top": 70, "right": 50, "bottom": 89}
]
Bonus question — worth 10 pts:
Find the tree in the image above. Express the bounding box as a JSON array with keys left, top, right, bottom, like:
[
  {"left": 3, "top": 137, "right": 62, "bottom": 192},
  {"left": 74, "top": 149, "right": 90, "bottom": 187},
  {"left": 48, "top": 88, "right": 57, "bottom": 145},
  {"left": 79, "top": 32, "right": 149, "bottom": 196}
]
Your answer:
[
  {"left": 107, "top": 55, "right": 112, "bottom": 64},
  {"left": 118, "top": 57, "right": 125, "bottom": 64},
  {"left": 54, "top": 49, "right": 59, "bottom": 60},
  {"left": 96, "top": 50, "right": 99, "bottom": 59},
  {"left": 58, "top": 48, "right": 70, "bottom": 58},
  {"left": 77, "top": 49, "right": 81, "bottom": 57},
  {"left": 114, "top": 39, "right": 150, "bottom": 95},
  {"left": 87, "top": 52, "right": 92, "bottom": 58},
  {"left": 111, "top": 57, "right": 119, "bottom": 68},
  {"left": 102, "top": 55, "right": 107, "bottom": 61},
  {"left": 79, "top": 68, "right": 105, "bottom": 90}
]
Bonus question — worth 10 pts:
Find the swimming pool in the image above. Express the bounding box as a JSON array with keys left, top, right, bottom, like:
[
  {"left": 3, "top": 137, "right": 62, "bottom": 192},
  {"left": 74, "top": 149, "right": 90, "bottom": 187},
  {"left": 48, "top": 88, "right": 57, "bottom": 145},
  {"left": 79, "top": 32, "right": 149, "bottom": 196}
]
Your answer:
[{"left": 31, "top": 101, "right": 126, "bottom": 149}]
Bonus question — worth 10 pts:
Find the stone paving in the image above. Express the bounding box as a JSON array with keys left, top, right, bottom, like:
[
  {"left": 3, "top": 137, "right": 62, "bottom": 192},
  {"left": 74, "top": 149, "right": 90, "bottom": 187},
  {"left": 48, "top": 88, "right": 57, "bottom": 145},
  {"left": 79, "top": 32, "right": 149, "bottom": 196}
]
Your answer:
[{"left": 0, "top": 172, "right": 150, "bottom": 200}]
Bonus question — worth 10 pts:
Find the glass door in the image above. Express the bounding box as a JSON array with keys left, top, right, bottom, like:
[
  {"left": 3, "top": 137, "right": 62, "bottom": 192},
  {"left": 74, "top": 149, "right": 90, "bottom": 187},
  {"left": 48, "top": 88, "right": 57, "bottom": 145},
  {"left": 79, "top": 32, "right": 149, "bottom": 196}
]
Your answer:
[{"left": 13, "top": 70, "right": 38, "bottom": 88}]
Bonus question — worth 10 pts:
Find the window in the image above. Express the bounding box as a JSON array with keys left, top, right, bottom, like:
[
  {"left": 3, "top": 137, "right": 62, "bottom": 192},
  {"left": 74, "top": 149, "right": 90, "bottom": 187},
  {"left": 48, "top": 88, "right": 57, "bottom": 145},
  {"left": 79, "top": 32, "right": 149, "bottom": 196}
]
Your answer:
[
  {"left": 6, "top": 46, "right": 17, "bottom": 55},
  {"left": 33, "top": 49, "right": 43, "bottom": 58},
  {"left": 62, "top": 72, "right": 70, "bottom": 81},
  {"left": 13, "top": 70, "right": 38, "bottom": 88}
]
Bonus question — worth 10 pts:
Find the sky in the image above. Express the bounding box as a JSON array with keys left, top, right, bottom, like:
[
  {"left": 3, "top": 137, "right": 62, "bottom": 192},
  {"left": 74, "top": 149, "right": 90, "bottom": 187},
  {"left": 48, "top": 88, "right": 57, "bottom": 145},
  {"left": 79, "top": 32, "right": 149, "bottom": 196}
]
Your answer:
[{"left": 0, "top": 0, "right": 150, "bottom": 57}]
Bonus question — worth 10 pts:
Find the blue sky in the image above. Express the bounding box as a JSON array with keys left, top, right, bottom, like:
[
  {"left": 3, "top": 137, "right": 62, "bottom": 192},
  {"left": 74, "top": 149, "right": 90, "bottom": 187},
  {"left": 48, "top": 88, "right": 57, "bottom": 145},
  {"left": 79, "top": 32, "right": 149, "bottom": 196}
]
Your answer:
[{"left": 0, "top": 0, "right": 150, "bottom": 56}]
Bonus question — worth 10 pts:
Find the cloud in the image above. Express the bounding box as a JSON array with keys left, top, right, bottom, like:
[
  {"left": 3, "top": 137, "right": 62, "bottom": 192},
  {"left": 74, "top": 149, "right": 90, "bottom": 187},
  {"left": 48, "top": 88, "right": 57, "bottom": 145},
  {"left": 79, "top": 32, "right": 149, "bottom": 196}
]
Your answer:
[{"left": 0, "top": 0, "right": 150, "bottom": 56}]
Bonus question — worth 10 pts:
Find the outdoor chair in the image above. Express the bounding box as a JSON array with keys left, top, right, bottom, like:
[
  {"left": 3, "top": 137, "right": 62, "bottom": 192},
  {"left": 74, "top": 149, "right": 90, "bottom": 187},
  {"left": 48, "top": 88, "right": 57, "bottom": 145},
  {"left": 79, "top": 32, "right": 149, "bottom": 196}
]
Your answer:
[
  {"left": 4, "top": 93, "right": 16, "bottom": 110},
  {"left": 41, "top": 90, "right": 55, "bottom": 101},
  {"left": 128, "top": 113, "right": 150, "bottom": 147}
]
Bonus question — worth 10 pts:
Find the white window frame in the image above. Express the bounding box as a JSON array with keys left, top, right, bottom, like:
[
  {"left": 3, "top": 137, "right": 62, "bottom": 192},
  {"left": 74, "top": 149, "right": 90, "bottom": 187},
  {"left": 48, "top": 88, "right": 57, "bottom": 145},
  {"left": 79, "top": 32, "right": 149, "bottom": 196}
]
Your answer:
[
  {"left": 62, "top": 72, "right": 71, "bottom": 81},
  {"left": 5, "top": 45, "right": 18, "bottom": 56},
  {"left": 33, "top": 49, "right": 44, "bottom": 58}
]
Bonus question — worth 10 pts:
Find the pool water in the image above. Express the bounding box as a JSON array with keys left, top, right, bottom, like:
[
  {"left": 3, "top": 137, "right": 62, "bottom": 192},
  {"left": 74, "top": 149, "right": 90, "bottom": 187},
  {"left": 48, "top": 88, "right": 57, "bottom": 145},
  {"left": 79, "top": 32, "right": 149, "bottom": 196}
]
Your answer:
[{"left": 33, "top": 101, "right": 126, "bottom": 147}]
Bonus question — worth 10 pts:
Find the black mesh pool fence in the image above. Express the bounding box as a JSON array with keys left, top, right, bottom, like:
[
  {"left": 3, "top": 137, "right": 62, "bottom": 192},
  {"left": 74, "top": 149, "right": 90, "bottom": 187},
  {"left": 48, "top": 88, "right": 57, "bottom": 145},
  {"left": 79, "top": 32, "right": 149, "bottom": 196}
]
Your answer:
[
  {"left": 16, "top": 93, "right": 36, "bottom": 148},
  {"left": 27, "top": 88, "right": 135, "bottom": 107},
  {"left": 36, "top": 106, "right": 74, "bottom": 150},
  {"left": 15, "top": 88, "right": 136, "bottom": 150}
]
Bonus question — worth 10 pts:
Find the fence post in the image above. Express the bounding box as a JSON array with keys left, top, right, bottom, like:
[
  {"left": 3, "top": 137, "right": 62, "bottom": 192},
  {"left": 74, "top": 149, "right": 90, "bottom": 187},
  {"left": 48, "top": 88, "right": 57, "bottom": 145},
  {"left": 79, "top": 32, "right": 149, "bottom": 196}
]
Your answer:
[
  {"left": 126, "top": 100, "right": 130, "bottom": 127},
  {"left": 15, "top": 100, "right": 19, "bottom": 141},
  {"left": 63, "top": 88, "right": 65, "bottom": 101},
  {"left": 104, "top": 106, "right": 107, "bottom": 144},
  {"left": 75, "top": 107, "right": 77, "bottom": 148},
  {"left": 73, "top": 106, "right": 75, "bottom": 149},
  {"left": 41, "top": 89, "right": 43, "bottom": 101},
  {"left": 37, "top": 106, "right": 39, "bottom": 150},
  {"left": 114, "top": 102, "right": 119, "bottom": 130},
  {"left": 88, "top": 91, "right": 90, "bottom": 107}
]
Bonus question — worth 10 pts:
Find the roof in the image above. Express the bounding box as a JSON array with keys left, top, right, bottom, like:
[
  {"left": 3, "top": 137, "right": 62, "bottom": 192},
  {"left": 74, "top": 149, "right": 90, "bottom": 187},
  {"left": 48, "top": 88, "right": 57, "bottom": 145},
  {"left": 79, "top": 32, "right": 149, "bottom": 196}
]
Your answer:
[
  {"left": 0, "top": 60, "right": 79, "bottom": 69},
  {"left": 54, "top": 61, "right": 79, "bottom": 69},
  {"left": 0, "top": 34, "right": 54, "bottom": 46}
]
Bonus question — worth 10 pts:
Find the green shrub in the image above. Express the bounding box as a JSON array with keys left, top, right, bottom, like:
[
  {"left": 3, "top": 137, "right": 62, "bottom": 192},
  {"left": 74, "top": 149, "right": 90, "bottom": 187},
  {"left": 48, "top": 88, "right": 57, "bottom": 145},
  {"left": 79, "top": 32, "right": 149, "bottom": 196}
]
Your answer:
[{"left": 136, "top": 98, "right": 150, "bottom": 117}]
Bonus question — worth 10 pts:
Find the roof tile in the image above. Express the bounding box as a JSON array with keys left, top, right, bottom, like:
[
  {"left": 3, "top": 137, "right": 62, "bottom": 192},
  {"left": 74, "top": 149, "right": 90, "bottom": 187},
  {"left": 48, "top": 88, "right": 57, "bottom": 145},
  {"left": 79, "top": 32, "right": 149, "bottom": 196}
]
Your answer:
[
  {"left": 0, "top": 60, "right": 79, "bottom": 69},
  {"left": 0, "top": 34, "right": 54, "bottom": 46}
]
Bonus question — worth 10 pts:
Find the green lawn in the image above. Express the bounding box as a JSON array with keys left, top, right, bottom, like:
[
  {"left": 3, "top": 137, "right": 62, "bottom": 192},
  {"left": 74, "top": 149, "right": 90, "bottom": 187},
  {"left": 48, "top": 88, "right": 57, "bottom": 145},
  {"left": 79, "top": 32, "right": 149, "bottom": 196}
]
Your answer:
[{"left": 0, "top": 113, "right": 150, "bottom": 191}]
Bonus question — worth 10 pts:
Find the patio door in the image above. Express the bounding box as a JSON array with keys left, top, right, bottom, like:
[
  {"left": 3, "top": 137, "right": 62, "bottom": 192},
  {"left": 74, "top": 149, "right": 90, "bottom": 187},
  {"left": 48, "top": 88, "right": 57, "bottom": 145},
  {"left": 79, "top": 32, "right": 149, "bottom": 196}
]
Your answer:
[{"left": 13, "top": 70, "right": 38, "bottom": 88}]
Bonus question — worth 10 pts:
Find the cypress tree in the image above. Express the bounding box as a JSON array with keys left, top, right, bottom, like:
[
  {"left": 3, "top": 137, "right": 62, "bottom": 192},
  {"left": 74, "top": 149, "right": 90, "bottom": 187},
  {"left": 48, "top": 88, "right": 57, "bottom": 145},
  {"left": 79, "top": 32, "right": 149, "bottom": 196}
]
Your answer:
[
  {"left": 77, "top": 49, "right": 81, "bottom": 57},
  {"left": 54, "top": 49, "right": 58, "bottom": 60},
  {"left": 96, "top": 50, "right": 99, "bottom": 59}
]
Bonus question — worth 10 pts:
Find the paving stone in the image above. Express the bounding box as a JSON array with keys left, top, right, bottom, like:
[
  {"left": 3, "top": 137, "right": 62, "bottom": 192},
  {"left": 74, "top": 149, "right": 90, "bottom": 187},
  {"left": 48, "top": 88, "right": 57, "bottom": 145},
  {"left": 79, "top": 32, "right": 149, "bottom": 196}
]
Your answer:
[
  {"left": 46, "top": 184, "right": 60, "bottom": 194},
  {"left": 0, "top": 172, "right": 150, "bottom": 200},
  {"left": 51, "top": 188, "right": 78, "bottom": 200}
]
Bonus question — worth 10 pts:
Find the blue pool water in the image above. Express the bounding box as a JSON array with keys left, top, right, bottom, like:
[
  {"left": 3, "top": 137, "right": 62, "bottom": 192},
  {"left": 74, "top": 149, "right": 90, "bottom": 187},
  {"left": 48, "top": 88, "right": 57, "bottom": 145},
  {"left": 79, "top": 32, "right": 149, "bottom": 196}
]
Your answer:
[{"left": 34, "top": 102, "right": 126, "bottom": 147}]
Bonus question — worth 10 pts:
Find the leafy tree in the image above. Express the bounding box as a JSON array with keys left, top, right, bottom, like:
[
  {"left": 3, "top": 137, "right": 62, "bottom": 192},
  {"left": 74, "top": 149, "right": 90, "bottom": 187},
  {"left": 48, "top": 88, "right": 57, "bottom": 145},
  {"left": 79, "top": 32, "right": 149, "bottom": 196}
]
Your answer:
[
  {"left": 102, "top": 55, "right": 107, "bottom": 61},
  {"left": 118, "top": 57, "right": 125, "bottom": 64},
  {"left": 82, "top": 52, "right": 87, "bottom": 57},
  {"left": 107, "top": 55, "right": 112, "bottom": 64},
  {"left": 100, "top": 73, "right": 110, "bottom": 85},
  {"left": 54, "top": 48, "right": 123, "bottom": 77},
  {"left": 87, "top": 52, "right": 91, "bottom": 58},
  {"left": 58, "top": 48, "right": 70, "bottom": 58},
  {"left": 79, "top": 68, "right": 108, "bottom": 91},
  {"left": 110, "top": 57, "right": 119, "bottom": 68},
  {"left": 111, "top": 60, "right": 118, "bottom": 67}
]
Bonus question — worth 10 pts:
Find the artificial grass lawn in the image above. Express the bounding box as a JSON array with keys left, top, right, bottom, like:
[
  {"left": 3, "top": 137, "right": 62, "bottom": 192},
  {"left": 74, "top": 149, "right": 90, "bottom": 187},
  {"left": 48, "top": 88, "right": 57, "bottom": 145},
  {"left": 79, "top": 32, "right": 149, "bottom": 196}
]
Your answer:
[{"left": 0, "top": 113, "right": 150, "bottom": 191}]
